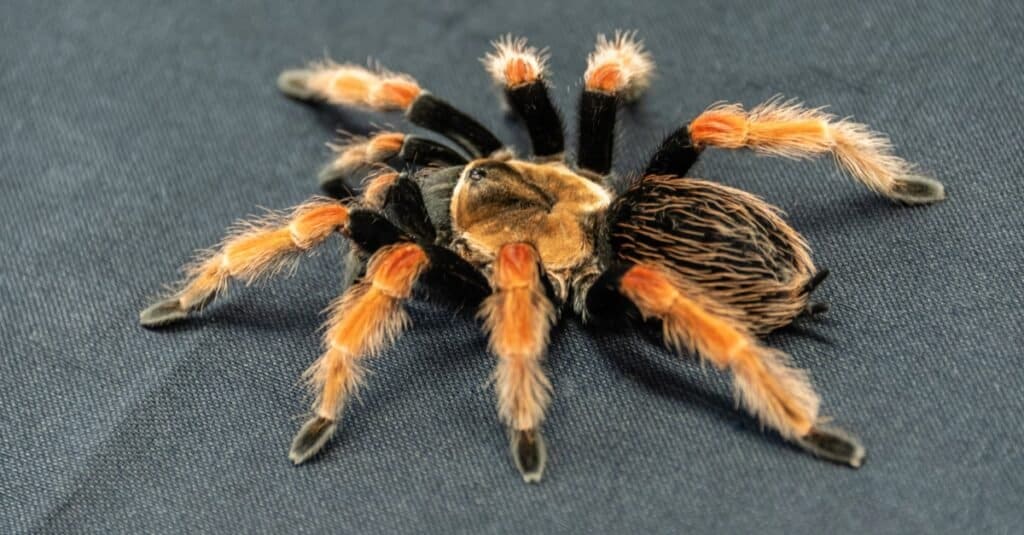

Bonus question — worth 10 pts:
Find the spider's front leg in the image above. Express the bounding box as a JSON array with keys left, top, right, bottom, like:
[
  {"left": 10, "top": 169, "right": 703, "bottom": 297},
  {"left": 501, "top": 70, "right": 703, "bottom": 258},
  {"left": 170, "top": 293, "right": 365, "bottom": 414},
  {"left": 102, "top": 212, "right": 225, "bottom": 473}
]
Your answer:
[
  {"left": 586, "top": 264, "right": 866, "bottom": 468},
  {"left": 479, "top": 243, "right": 557, "bottom": 482},
  {"left": 139, "top": 198, "right": 350, "bottom": 326},
  {"left": 576, "top": 31, "right": 654, "bottom": 179},
  {"left": 289, "top": 241, "right": 430, "bottom": 464},
  {"left": 483, "top": 36, "right": 565, "bottom": 159}
]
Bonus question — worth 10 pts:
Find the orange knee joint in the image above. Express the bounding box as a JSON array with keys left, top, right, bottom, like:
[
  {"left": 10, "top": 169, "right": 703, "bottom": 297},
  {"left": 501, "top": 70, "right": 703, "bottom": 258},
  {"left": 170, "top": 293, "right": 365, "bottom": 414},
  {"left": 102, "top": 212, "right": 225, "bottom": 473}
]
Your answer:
[
  {"left": 494, "top": 243, "right": 541, "bottom": 290},
  {"left": 689, "top": 109, "right": 749, "bottom": 149},
  {"left": 369, "top": 243, "right": 429, "bottom": 297},
  {"left": 619, "top": 264, "right": 678, "bottom": 315},
  {"left": 290, "top": 203, "right": 350, "bottom": 247}
]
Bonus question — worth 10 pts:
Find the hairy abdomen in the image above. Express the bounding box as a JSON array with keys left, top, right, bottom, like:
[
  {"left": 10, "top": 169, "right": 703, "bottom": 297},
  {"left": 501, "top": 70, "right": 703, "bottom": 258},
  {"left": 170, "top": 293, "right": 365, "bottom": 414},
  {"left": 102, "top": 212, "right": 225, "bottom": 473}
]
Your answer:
[{"left": 610, "top": 175, "right": 815, "bottom": 334}]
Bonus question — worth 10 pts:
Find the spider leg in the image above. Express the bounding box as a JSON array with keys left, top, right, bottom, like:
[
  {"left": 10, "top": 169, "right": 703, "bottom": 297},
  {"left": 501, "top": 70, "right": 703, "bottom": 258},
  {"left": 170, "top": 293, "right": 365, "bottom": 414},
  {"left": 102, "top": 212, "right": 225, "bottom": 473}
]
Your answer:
[
  {"left": 648, "top": 97, "right": 944, "bottom": 204},
  {"left": 319, "top": 132, "right": 468, "bottom": 198},
  {"left": 319, "top": 131, "right": 466, "bottom": 199},
  {"left": 139, "top": 198, "right": 350, "bottom": 327},
  {"left": 586, "top": 263, "right": 865, "bottom": 468},
  {"left": 479, "top": 243, "right": 557, "bottom": 482},
  {"left": 483, "top": 36, "right": 565, "bottom": 159},
  {"left": 279, "top": 62, "right": 504, "bottom": 158},
  {"left": 290, "top": 242, "right": 429, "bottom": 464},
  {"left": 576, "top": 31, "right": 654, "bottom": 178}
]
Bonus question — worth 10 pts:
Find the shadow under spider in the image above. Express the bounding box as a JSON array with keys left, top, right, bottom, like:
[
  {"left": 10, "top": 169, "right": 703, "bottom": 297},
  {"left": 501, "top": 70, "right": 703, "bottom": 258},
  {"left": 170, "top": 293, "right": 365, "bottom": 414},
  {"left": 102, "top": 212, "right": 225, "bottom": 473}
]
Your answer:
[
  {"left": 290, "top": 99, "right": 377, "bottom": 138},
  {"left": 586, "top": 320, "right": 836, "bottom": 458}
]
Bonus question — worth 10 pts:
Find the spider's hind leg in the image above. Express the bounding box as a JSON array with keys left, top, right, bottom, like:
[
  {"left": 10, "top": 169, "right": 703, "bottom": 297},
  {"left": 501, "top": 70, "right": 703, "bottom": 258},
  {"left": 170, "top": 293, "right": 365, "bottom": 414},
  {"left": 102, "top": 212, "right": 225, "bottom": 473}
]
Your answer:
[{"left": 584, "top": 263, "right": 866, "bottom": 468}]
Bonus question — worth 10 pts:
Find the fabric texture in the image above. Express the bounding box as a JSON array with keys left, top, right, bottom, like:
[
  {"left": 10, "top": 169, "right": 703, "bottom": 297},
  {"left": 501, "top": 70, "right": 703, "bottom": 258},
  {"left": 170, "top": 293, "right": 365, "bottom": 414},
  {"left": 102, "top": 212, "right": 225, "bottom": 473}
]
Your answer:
[{"left": 2, "top": 1, "right": 1022, "bottom": 532}]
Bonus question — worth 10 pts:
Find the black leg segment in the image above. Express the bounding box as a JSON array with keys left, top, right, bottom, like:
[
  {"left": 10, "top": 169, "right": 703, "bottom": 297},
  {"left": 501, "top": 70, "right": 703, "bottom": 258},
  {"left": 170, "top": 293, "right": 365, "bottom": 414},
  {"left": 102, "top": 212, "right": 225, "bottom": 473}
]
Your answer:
[
  {"left": 645, "top": 126, "right": 703, "bottom": 177},
  {"left": 504, "top": 81, "right": 565, "bottom": 158},
  {"left": 406, "top": 93, "right": 504, "bottom": 158},
  {"left": 576, "top": 91, "right": 617, "bottom": 176},
  {"left": 399, "top": 136, "right": 468, "bottom": 167}
]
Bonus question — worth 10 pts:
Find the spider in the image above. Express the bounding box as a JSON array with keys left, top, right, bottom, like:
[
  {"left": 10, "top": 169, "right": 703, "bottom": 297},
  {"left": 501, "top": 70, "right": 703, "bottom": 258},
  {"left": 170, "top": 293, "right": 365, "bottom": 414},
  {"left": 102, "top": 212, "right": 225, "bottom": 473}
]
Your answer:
[{"left": 140, "top": 32, "right": 945, "bottom": 482}]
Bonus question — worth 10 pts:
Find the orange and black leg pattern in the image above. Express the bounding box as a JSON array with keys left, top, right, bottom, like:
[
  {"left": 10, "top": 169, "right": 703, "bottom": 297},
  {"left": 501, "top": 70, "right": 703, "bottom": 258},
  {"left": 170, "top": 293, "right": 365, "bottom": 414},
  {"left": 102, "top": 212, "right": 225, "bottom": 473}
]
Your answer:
[
  {"left": 576, "top": 31, "right": 654, "bottom": 178},
  {"left": 289, "top": 242, "right": 430, "bottom": 464},
  {"left": 647, "top": 97, "right": 944, "bottom": 204},
  {"left": 139, "top": 198, "right": 350, "bottom": 327},
  {"left": 278, "top": 61, "right": 503, "bottom": 158},
  {"left": 585, "top": 263, "right": 865, "bottom": 467},
  {"left": 479, "top": 243, "right": 557, "bottom": 482},
  {"left": 483, "top": 36, "right": 565, "bottom": 159},
  {"left": 319, "top": 132, "right": 467, "bottom": 199}
]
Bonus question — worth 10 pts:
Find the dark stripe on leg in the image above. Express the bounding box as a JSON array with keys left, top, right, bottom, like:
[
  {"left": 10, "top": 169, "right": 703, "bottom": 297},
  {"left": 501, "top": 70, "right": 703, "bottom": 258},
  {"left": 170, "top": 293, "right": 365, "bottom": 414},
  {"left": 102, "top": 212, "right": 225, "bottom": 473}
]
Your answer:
[
  {"left": 576, "top": 91, "right": 617, "bottom": 176},
  {"left": 399, "top": 136, "right": 468, "bottom": 167},
  {"left": 645, "top": 127, "right": 703, "bottom": 177},
  {"left": 406, "top": 93, "right": 504, "bottom": 158},
  {"left": 504, "top": 80, "right": 565, "bottom": 157}
]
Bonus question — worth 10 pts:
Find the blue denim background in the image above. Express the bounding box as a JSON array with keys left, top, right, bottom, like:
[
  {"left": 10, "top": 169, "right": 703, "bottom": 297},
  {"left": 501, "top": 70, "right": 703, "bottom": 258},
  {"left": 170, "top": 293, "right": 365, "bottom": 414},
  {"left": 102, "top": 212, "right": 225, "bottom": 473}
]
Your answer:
[{"left": 2, "top": 0, "right": 1022, "bottom": 533}]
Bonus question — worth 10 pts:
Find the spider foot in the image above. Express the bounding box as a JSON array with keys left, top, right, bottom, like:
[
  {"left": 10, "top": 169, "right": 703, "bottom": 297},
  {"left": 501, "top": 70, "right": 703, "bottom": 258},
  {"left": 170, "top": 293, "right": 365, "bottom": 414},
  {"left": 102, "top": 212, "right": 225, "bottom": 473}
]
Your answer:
[
  {"left": 289, "top": 416, "right": 338, "bottom": 465},
  {"left": 510, "top": 428, "right": 547, "bottom": 483},
  {"left": 796, "top": 425, "right": 866, "bottom": 468},
  {"left": 139, "top": 297, "right": 190, "bottom": 328},
  {"left": 277, "top": 69, "right": 318, "bottom": 101},
  {"left": 890, "top": 175, "right": 946, "bottom": 205}
]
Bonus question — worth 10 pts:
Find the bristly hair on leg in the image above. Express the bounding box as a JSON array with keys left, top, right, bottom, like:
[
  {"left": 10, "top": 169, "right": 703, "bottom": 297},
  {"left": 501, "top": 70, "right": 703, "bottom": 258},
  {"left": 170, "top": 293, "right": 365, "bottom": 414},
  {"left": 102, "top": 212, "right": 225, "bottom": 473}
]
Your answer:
[
  {"left": 281, "top": 59, "right": 423, "bottom": 111},
  {"left": 483, "top": 35, "right": 550, "bottom": 88},
  {"left": 584, "top": 30, "right": 655, "bottom": 101},
  {"left": 320, "top": 131, "right": 405, "bottom": 184},
  {"left": 689, "top": 96, "right": 945, "bottom": 203}
]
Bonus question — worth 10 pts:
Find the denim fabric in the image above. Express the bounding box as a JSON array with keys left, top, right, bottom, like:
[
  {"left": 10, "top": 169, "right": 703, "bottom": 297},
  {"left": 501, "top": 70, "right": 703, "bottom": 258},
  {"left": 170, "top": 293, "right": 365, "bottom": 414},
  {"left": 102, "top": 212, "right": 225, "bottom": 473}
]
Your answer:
[{"left": 1, "top": 0, "right": 1022, "bottom": 533}]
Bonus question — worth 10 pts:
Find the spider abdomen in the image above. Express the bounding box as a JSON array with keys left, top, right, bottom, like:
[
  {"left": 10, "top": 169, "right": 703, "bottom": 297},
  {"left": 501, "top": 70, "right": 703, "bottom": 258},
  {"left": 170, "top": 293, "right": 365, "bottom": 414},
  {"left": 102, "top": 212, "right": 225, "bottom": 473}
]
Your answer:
[{"left": 610, "top": 175, "right": 816, "bottom": 334}]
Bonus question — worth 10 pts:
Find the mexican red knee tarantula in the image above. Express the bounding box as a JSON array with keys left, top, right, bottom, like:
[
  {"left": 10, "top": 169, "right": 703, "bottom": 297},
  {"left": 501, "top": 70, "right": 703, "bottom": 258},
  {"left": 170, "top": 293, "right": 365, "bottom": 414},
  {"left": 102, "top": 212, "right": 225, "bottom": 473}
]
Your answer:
[{"left": 140, "top": 32, "right": 945, "bottom": 482}]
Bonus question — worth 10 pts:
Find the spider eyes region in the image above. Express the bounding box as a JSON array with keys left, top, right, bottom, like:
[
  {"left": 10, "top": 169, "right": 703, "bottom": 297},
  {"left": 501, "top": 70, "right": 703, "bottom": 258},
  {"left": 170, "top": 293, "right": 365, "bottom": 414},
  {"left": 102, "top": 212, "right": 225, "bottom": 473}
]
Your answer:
[{"left": 469, "top": 166, "right": 487, "bottom": 182}]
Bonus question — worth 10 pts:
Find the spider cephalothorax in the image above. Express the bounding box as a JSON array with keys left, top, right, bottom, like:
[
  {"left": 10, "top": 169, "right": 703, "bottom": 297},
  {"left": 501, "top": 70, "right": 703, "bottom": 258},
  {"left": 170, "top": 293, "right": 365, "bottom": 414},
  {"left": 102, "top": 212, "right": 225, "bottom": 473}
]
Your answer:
[{"left": 140, "top": 32, "right": 945, "bottom": 482}]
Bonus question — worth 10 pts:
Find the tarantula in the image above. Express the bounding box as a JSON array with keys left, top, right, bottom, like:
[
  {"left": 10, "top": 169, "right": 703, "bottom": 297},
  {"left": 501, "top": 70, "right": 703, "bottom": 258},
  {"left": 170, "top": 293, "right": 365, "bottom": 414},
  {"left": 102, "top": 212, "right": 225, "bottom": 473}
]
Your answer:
[{"left": 140, "top": 32, "right": 945, "bottom": 482}]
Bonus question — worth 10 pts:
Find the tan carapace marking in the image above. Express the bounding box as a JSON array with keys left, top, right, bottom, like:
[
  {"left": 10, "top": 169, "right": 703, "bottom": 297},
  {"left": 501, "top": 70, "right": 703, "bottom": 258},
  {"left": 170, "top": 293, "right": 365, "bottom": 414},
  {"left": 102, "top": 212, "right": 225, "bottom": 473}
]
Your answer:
[{"left": 450, "top": 160, "right": 611, "bottom": 281}]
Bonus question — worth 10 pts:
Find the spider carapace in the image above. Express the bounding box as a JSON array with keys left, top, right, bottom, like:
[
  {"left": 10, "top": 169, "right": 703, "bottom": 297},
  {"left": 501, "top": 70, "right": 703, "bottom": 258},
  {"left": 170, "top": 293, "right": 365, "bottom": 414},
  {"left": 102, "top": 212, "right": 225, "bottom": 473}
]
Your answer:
[{"left": 140, "top": 32, "right": 945, "bottom": 482}]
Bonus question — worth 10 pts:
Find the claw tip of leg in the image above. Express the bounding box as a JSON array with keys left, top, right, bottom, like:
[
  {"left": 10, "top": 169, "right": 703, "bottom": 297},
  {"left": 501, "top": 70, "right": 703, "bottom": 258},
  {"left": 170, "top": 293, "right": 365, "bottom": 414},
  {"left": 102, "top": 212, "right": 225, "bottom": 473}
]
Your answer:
[
  {"left": 511, "top": 429, "right": 547, "bottom": 483},
  {"left": 278, "top": 69, "right": 318, "bottom": 101},
  {"left": 890, "top": 175, "right": 946, "bottom": 205},
  {"left": 289, "top": 416, "right": 338, "bottom": 465},
  {"left": 139, "top": 298, "right": 188, "bottom": 328},
  {"left": 798, "top": 425, "right": 867, "bottom": 469}
]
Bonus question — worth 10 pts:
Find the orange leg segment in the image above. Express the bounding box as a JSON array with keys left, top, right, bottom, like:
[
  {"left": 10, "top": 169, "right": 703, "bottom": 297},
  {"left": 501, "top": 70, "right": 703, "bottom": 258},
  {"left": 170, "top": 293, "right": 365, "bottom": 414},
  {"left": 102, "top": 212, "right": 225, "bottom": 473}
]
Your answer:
[
  {"left": 617, "top": 263, "right": 866, "bottom": 466},
  {"left": 620, "top": 264, "right": 820, "bottom": 438},
  {"left": 139, "top": 198, "right": 349, "bottom": 327},
  {"left": 688, "top": 98, "right": 944, "bottom": 204},
  {"left": 290, "top": 242, "right": 429, "bottom": 464},
  {"left": 479, "top": 243, "right": 556, "bottom": 482}
]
